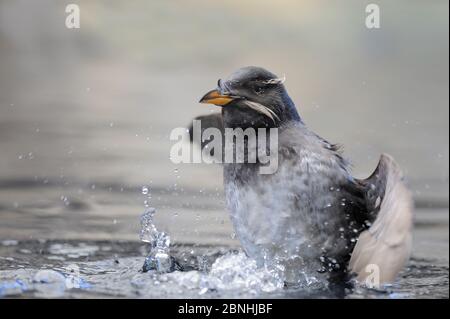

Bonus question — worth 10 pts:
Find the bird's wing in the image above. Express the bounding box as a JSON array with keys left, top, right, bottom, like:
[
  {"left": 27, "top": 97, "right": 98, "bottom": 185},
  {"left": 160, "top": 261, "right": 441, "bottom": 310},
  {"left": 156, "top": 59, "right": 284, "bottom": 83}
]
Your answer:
[
  {"left": 349, "top": 154, "right": 414, "bottom": 285},
  {"left": 188, "top": 113, "right": 224, "bottom": 139},
  {"left": 188, "top": 113, "right": 224, "bottom": 161}
]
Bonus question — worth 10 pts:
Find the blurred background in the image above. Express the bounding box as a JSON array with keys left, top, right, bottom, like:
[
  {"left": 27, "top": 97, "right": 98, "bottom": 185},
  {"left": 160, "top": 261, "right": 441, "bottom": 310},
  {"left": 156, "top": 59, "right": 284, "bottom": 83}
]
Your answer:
[{"left": 0, "top": 1, "right": 448, "bottom": 261}]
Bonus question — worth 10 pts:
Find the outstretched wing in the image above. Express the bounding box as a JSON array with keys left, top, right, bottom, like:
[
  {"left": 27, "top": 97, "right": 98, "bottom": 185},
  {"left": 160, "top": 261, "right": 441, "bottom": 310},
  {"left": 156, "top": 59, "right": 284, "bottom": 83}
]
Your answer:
[{"left": 349, "top": 154, "right": 414, "bottom": 285}]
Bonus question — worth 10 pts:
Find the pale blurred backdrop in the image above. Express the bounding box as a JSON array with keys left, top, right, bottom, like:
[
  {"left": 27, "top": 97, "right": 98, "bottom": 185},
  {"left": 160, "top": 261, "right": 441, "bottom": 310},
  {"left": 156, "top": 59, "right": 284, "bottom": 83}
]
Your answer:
[{"left": 0, "top": 1, "right": 448, "bottom": 261}]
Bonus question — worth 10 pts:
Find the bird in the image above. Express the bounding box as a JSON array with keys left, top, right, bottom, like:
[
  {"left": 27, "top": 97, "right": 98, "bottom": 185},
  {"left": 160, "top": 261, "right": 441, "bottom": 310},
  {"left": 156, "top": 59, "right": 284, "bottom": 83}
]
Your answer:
[{"left": 194, "top": 66, "right": 413, "bottom": 288}]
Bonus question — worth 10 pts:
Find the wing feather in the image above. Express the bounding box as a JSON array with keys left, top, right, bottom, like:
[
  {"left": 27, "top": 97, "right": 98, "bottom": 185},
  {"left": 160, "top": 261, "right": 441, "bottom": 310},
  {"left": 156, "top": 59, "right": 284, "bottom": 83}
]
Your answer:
[{"left": 349, "top": 154, "right": 414, "bottom": 285}]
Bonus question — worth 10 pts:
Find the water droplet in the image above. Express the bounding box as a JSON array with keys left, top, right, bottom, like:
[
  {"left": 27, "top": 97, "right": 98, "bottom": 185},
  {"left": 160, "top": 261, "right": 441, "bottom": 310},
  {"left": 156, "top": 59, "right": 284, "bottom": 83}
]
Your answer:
[
  {"left": 198, "top": 287, "right": 208, "bottom": 295},
  {"left": 141, "top": 186, "right": 149, "bottom": 195},
  {"left": 139, "top": 208, "right": 157, "bottom": 243}
]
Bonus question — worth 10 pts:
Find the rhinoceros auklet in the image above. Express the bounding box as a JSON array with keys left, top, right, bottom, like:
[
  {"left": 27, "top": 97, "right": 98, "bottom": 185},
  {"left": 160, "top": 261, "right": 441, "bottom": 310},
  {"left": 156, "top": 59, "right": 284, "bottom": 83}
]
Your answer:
[{"left": 195, "top": 66, "right": 413, "bottom": 287}]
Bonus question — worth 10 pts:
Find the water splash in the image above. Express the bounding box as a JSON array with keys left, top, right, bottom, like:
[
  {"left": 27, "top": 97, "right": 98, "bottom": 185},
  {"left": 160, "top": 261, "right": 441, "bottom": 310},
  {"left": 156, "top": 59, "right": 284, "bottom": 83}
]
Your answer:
[
  {"left": 0, "top": 279, "right": 27, "bottom": 297},
  {"left": 207, "top": 251, "right": 285, "bottom": 293},
  {"left": 33, "top": 270, "right": 66, "bottom": 298},
  {"left": 140, "top": 208, "right": 178, "bottom": 273},
  {"left": 139, "top": 208, "right": 158, "bottom": 243},
  {"left": 137, "top": 206, "right": 285, "bottom": 293}
]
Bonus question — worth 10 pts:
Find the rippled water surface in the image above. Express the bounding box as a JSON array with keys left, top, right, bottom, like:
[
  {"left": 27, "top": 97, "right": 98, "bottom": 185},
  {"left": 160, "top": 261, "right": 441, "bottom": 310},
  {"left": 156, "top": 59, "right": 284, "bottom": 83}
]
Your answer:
[
  {"left": 0, "top": 238, "right": 448, "bottom": 299},
  {"left": 0, "top": 0, "right": 448, "bottom": 299},
  {"left": 0, "top": 182, "right": 448, "bottom": 299}
]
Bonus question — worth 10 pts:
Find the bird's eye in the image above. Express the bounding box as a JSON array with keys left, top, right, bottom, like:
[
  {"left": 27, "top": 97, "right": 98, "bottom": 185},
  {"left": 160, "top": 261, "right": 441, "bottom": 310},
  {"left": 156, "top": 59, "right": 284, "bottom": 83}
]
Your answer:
[{"left": 254, "top": 86, "right": 264, "bottom": 94}]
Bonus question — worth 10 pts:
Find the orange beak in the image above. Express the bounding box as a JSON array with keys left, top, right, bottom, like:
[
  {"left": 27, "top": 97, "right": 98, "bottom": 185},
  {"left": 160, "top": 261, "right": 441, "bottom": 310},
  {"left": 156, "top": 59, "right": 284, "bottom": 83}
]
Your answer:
[{"left": 199, "top": 89, "right": 236, "bottom": 106}]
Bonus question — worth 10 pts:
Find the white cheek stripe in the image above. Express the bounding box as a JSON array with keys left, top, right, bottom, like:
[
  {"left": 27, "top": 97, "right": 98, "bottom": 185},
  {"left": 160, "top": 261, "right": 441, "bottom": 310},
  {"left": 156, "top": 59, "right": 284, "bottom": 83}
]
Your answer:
[{"left": 242, "top": 100, "right": 280, "bottom": 123}]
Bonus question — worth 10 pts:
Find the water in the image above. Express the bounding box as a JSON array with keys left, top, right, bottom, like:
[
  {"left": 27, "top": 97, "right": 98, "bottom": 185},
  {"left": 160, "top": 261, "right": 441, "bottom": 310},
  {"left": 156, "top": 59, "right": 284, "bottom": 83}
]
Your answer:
[
  {"left": 0, "top": 181, "right": 448, "bottom": 299},
  {"left": 140, "top": 208, "right": 174, "bottom": 273},
  {"left": 0, "top": 0, "right": 448, "bottom": 299},
  {"left": 0, "top": 239, "right": 448, "bottom": 299},
  {"left": 1, "top": 204, "right": 448, "bottom": 299}
]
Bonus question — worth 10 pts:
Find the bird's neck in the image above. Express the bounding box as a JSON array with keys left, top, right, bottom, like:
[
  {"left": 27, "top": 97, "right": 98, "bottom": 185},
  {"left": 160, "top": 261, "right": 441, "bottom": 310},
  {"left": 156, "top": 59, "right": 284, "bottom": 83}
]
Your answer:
[{"left": 278, "top": 92, "right": 302, "bottom": 124}]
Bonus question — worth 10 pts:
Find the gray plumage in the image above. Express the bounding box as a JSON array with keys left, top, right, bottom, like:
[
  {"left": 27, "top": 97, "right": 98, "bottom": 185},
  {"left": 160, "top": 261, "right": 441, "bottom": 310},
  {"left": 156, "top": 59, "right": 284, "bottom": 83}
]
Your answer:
[{"left": 195, "top": 66, "right": 413, "bottom": 287}]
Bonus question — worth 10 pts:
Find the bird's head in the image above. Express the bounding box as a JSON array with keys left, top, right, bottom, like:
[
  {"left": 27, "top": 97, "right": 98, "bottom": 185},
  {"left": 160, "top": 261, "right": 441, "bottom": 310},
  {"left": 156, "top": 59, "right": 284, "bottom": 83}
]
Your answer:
[{"left": 199, "top": 66, "right": 301, "bottom": 128}]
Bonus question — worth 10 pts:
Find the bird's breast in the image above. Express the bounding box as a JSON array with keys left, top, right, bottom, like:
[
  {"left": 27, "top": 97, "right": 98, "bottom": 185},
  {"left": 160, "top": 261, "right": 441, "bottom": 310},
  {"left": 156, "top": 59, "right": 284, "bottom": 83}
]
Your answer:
[{"left": 223, "top": 148, "right": 351, "bottom": 283}]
